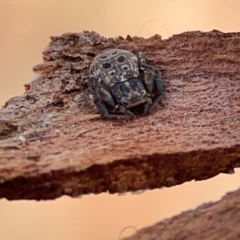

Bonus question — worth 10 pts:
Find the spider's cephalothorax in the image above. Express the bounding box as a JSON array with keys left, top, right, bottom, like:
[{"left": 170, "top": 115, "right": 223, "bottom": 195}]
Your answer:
[{"left": 88, "top": 48, "right": 165, "bottom": 120}]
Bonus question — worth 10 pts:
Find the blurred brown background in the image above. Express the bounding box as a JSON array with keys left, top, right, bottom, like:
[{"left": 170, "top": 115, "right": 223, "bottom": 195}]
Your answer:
[{"left": 0, "top": 1, "right": 240, "bottom": 239}]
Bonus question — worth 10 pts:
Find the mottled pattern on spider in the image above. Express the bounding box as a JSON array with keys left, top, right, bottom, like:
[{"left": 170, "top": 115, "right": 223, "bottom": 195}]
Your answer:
[{"left": 88, "top": 48, "right": 165, "bottom": 120}]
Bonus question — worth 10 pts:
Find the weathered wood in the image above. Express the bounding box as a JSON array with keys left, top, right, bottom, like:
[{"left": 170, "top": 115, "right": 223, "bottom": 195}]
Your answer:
[
  {"left": 0, "top": 30, "right": 239, "bottom": 200},
  {"left": 126, "top": 187, "right": 240, "bottom": 240}
]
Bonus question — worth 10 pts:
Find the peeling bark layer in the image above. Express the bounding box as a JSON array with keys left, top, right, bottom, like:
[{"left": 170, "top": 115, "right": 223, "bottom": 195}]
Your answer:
[
  {"left": 0, "top": 30, "right": 240, "bottom": 200},
  {"left": 126, "top": 187, "right": 240, "bottom": 240}
]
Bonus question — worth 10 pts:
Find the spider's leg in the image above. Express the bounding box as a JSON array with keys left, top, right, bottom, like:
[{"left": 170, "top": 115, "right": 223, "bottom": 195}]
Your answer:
[
  {"left": 119, "top": 106, "right": 136, "bottom": 119},
  {"left": 142, "top": 65, "right": 166, "bottom": 114},
  {"left": 149, "top": 67, "right": 166, "bottom": 114},
  {"left": 95, "top": 87, "right": 135, "bottom": 120},
  {"left": 142, "top": 65, "right": 155, "bottom": 115},
  {"left": 96, "top": 102, "right": 135, "bottom": 120},
  {"left": 142, "top": 97, "right": 152, "bottom": 116},
  {"left": 148, "top": 92, "right": 165, "bottom": 114}
]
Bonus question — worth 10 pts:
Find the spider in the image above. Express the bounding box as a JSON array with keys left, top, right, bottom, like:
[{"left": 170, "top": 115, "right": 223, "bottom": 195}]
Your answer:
[{"left": 88, "top": 48, "right": 165, "bottom": 120}]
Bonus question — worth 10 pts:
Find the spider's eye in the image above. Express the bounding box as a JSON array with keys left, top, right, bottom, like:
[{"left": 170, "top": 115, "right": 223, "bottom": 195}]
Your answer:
[
  {"left": 117, "top": 56, "right": 125, "bottom": 63},
  {"left": 102, "top": 62, "right": 111, "bottom": 69}
]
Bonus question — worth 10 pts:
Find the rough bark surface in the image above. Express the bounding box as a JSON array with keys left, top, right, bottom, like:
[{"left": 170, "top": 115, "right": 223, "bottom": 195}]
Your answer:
[
  {"left": 126, "top": 187, "right": 240, "bottom": 240},
  {"left": 0, "top": 30, "right": 239, "bottom": 200}
]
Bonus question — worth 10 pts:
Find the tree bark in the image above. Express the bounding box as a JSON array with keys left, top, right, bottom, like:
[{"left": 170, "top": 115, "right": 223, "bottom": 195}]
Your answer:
[
  {"left": 0, "top": 30, "right": 239, "bottom": 200},
  {"left": 126, "top": 187, "right": 240, "bottom": 240}
]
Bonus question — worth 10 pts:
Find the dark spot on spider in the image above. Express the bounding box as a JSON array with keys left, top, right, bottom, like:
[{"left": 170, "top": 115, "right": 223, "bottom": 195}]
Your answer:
[
  {"left": 124, "top": 85, "right": 130, "bottom": 93},
  {"left": 117, "top": 56, "right": 125, "bottom": 63},
  {"left": 103, "top": 63, "right": 111, "bottom": 69}
]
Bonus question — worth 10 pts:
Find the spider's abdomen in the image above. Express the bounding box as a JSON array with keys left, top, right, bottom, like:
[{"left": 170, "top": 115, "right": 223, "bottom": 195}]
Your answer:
[{"left": 90, "top": 49, "right": 139, "bottom": 88}]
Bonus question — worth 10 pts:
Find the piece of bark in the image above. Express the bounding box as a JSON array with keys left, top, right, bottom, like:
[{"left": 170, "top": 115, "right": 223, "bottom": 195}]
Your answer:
[
  {"left": 125, "top": 187, "right": 240, "bottom": 240},
  {"left": 0, "top": 30, "right": 240, "bottom": 200}
]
